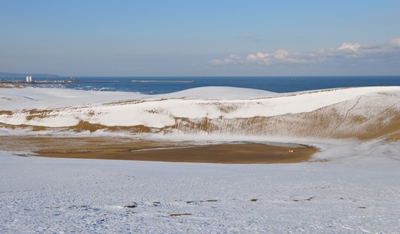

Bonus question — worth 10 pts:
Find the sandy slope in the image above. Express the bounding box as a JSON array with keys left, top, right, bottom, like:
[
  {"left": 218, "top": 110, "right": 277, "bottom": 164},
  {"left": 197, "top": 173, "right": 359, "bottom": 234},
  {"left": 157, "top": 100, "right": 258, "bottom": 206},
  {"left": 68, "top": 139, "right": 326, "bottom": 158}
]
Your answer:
[
  {"left": 1, "top": 86, "right": 400, "bottom": 140},
  {"left": 1, "top": 86, "right": 400, "bottom": 233}
]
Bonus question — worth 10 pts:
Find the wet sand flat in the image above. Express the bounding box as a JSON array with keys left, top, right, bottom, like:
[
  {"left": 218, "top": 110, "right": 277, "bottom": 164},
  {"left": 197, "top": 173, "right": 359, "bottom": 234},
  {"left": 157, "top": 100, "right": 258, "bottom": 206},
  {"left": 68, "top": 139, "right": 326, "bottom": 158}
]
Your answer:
[
  {"left": 0, "top": 136, "right": 318, "bottom": 164},
  {"left": 38, "top": 143, "right": 318, "bottom": 164}
]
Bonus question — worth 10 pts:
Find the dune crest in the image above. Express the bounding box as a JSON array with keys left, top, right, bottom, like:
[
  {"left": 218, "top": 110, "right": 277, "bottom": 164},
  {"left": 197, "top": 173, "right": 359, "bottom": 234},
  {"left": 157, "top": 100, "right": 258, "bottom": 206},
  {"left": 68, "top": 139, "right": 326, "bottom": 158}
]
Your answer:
[{"left": 1, "top": 86, "right": 400, "bottom": 140}]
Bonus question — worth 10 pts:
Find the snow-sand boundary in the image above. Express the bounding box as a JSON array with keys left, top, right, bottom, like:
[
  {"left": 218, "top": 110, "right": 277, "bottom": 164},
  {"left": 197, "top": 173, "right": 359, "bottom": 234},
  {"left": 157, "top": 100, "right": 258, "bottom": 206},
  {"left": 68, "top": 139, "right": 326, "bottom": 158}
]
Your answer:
[
  {"left": 2, "top": 86, "right": 400, "bottom": 233},
  {"left": 1, "top": 86, "right": 400, "bottom": 163},
  {"left": 1, "top": 86, "right": 400, "bottom": 139}
]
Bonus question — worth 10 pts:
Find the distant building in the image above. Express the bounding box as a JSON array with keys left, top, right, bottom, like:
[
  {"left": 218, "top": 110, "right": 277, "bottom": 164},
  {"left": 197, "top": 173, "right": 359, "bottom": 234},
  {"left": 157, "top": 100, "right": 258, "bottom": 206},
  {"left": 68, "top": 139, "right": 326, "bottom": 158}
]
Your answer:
[{"left": 26, "top": 76, "right": 33, "bottom": 82}]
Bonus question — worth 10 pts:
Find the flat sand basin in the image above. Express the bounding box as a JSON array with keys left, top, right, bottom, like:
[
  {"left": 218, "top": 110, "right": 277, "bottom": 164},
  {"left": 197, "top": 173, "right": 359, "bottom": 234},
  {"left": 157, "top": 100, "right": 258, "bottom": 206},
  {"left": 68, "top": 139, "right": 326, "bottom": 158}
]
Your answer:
[{"left": 1, "top": 136, "right": 318, "bottom": 164}]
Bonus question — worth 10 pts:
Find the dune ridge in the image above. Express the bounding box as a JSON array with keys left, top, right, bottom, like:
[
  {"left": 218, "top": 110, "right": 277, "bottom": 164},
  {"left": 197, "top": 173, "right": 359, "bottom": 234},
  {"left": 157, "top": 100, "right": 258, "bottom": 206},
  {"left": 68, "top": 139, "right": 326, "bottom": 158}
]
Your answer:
[{"left": 1, "top": 86, "right": 400, "bottom": 140}]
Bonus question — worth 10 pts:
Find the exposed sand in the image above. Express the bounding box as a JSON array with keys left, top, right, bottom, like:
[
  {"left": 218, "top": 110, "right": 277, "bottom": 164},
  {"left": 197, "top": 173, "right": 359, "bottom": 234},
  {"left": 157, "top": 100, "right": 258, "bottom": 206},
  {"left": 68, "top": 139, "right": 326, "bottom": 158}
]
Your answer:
[
  {"left": 0, "top": 83, "right": 27, "bottom": 88},
  {"left": 0, "top": 136, "right": 318, "bottom": 164},
  {"left": 386, "top": 132, "right": 400, "bottom": 142},
  {"left": 2, "top": 93, "right": 400, "bottom": 140}
]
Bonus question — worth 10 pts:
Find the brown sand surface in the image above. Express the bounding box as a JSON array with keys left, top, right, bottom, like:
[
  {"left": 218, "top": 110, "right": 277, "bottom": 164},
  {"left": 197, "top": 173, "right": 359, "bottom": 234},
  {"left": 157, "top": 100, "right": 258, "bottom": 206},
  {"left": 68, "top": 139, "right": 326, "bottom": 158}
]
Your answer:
[
  {"left": 386, "top": 132, "right": 400, "bottom": 142},
  {"left": 0, "top": 136, "right": 318, "bottom": 164},
  {"left": 2, "top": 94, "right": 400, "bottom": 139}
]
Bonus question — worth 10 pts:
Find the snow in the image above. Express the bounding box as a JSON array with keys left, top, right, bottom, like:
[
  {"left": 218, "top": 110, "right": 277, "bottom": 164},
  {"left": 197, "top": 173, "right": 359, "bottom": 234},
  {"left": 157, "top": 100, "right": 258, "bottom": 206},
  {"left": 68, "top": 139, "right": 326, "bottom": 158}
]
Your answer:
[
  {"left": 1, "top": 139, "right": 400, "bottom": 233},
  {"left": 0, "top": 87, "right": 143, "bottom": 110},
  {"left": 1, "top": 86, "right": 400, "bottom": 233},
  {"left": 160, "top": 86, "right": 281, "bottom": 99},
  {"left": 0, "top": 86, "right": 278, "bottom": 111},
  {"left": 2, "top": 86, "right": 400, "bottom": 132}
]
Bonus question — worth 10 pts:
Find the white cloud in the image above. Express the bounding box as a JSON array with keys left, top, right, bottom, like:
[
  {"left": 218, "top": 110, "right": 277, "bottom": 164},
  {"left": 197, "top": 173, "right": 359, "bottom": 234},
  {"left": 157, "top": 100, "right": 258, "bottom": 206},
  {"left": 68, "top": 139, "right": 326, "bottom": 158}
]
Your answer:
[
  {"left": 214, "top": 50, "right": 306, "bottom": 66},
  {"left": 390, "top": 38, "right": 400, "bottom": 47},
  {"left": 338, "top": 42, "right": 361, "bottom": 52},
  {"left": 210, "top": 54, "right": 242, "bottom": 65},
  {"left": 247, "top": 52, "right": 271, "bottom": 65},
  {"left": 210, "top": 38, "right": 400, "bottom": 67},
  {"left": 272, "top": 50, "right": 305, "bottom": 63}
]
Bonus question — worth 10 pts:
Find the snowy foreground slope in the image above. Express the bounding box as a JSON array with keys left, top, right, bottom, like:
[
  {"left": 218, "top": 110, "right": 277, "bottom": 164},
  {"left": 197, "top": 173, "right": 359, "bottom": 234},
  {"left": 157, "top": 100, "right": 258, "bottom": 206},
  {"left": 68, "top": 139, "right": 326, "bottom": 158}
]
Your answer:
[
  {"left": 1, "top": 86, "right": 400, "bottom": 233},
  {"left": 1, "top": 142, "right": 400, "bottom": 233}
]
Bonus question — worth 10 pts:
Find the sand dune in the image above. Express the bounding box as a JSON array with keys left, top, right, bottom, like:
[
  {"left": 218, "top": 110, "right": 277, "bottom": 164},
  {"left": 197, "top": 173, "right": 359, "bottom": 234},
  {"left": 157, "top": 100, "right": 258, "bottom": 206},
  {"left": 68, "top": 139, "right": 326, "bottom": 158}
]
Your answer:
[
  {"left": 1, "top": 87, "right": 400, "bottom": 233},
  {"left": 1, "top": 86, "right": 400, "bottom": 140}
]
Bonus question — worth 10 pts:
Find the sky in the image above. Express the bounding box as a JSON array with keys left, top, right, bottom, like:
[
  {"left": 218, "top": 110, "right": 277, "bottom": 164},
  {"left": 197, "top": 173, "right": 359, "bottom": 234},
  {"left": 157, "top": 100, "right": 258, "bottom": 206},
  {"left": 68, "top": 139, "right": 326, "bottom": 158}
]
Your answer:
[{"left": 0, "top": 0, "right": 399, "bottom": 77}]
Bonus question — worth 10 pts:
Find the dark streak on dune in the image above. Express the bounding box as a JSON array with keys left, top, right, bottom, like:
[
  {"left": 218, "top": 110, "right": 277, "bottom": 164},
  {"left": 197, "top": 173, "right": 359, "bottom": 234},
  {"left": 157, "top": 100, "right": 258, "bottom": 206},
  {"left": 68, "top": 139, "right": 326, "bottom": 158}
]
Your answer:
[{"left": 0, "top": 111, "right": 13, "bottom": 115}]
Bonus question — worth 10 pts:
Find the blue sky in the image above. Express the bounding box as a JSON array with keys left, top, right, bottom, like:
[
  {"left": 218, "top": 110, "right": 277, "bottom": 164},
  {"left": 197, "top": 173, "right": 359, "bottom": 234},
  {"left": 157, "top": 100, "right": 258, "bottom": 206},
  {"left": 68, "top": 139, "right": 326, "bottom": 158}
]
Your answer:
[{"left": 1, "top": 0, "right": 399, "bottom": 76}]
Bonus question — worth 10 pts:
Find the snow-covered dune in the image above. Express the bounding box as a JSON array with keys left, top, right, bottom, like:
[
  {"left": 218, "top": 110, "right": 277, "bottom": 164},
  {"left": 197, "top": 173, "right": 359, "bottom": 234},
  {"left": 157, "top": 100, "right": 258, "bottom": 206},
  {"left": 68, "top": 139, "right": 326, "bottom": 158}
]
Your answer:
[
  {"left": 1, "top": 86, "right": 400, "bottom": 139},
  {"left": 2, "top": 86, "right": 400, "bottom": 233}
]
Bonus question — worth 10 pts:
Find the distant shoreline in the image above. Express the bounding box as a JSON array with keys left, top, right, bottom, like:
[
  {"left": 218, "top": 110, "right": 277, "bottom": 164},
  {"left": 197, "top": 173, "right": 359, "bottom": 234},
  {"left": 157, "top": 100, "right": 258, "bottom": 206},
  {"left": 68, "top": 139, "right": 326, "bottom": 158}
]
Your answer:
[
  {"left": 0, "top": 81, "right": 75, "bottom": 84},
  {"left": 0, "top": 78, "right": 77, "bottom": 84},
  {"left": 0, "top": 72, "right": 59, "bottom": 79}
]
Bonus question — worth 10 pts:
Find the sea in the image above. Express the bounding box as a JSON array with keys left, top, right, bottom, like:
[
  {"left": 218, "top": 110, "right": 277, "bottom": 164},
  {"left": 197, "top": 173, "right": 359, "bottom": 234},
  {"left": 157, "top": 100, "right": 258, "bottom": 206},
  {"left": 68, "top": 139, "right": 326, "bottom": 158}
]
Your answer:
[{"left": 16, "top": 76, "right": 400, "bottom": 95}]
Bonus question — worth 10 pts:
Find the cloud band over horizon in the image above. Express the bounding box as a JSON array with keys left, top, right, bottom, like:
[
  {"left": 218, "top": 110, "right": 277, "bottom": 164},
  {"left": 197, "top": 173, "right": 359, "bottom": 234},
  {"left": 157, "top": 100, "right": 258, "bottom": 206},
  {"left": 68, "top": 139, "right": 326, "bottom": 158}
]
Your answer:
[{"left": 210, "top": 38, "right": 400, "bottom": 68}]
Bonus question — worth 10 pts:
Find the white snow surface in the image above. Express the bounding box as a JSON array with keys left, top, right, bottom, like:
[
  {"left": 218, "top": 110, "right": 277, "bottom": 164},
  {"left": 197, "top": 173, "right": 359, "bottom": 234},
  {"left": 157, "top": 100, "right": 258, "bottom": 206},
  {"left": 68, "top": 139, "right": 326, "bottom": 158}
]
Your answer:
[
  {"left": 1, "top": 139, "right": 400, "bottom": 233},
  {"left": 1, "top": 86, "right": 400, "bottom": 233},
  {"left": 2, "top": 86, "right": 400, "bottom": 130},
  {"left": 0, "top": 86, "right": 278, "bottom": 110}
]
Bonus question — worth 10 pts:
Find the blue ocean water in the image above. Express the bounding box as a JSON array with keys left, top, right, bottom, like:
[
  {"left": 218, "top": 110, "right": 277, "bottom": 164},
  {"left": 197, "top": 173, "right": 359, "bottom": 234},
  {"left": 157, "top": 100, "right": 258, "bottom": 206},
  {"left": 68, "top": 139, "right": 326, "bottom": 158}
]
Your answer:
[{"left": 26, "top": 76, "right": 400, "bottom": 95}]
